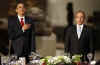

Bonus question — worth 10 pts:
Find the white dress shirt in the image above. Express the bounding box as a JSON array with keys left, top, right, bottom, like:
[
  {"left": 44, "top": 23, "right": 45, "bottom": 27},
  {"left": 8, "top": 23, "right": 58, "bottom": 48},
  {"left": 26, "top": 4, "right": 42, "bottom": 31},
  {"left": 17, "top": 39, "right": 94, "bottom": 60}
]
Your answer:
[
  {"left": 77, "top": 24, "right": 84, "bottom": 39},
  {"left": 18, "top": 15, "right": 25, "bottom": 24},
  {"left": 18, "top": 15, "right": 25, "bottom": 32}
]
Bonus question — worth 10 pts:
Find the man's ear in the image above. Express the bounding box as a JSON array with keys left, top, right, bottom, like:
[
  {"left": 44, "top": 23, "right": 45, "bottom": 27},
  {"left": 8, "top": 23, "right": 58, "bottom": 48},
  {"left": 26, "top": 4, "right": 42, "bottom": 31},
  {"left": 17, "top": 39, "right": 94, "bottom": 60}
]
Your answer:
[
  {"left": 24, "top": 8, "right": 26, "bottom": 12},
  {"left": 16, "top": 8, "right": 18, "bottom": 13}
]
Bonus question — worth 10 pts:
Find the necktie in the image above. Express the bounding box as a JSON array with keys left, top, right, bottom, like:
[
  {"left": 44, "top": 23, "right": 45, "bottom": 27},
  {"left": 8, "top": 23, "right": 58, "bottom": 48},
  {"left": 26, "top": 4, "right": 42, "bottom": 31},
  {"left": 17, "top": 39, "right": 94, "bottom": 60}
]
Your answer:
[
  {"left": 77, "top": 26, "right": 82, "bottom": 39},
  {"left": 79, "top": 26, "right": 81, "bottom": 32},
  {"left": 20, "top": 18, "right": 24, "bottom": 27}
]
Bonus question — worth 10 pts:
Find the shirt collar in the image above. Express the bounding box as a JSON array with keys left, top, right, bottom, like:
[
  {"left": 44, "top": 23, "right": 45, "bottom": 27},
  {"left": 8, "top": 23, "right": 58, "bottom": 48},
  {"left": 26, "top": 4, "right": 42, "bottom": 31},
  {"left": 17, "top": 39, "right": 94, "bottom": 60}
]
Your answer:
[
  {"left": 77, "top": 24, "right": 84, "bottom": 28},
  {"left": 18, "top": 15, "right": 25, "bottom": 21}
]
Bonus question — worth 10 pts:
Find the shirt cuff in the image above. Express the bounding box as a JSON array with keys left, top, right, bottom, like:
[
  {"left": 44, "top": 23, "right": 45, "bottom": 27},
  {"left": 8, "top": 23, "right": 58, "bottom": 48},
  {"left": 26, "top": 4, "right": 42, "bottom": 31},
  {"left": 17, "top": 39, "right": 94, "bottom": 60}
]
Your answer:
[{"left": 22, "top": 29, "right": 25, "bottom": 32}]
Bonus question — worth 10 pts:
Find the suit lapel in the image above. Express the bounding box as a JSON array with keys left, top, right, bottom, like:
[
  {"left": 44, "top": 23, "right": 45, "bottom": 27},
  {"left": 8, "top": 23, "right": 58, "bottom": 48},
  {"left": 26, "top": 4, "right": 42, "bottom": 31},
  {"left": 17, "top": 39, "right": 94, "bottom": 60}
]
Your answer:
[
  {"left": 73, "top": 25, "right": 78, "bottom": 40},
  {"left": 73, "top": 25, "right": 87, "bottom": 40},
  {"left": 79, "top": 25, "right": 86, "bottom": 40},
  {"left": 16, "top": 16, "right": 22, "bottom": 29}
]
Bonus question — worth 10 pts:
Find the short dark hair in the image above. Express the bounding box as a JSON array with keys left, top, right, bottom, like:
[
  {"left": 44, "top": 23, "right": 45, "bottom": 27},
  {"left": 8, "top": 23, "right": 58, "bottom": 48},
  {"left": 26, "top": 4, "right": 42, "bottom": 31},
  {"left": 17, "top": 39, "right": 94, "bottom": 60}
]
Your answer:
[{"left": 15, "top": 1, "right": 26, "bottom": 9}]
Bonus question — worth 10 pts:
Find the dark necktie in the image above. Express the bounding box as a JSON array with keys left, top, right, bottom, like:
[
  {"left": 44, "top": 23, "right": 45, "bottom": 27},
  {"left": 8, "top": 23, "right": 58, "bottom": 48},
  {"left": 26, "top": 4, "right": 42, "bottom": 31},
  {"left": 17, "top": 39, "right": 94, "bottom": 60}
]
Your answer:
[{"left": 20, "top": 18, "right": 24, "bottom": 27}]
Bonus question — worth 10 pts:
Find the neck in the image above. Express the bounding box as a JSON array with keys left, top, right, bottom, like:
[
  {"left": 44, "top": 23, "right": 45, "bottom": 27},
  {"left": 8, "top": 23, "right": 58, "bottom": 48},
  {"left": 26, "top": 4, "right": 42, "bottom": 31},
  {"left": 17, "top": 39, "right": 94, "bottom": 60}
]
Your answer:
[
  {"left": 18, "top": 14, "right": 24, "bottom": 17},
  {"left": 77, "top": 24, "right": 84, "bottom": 25}
]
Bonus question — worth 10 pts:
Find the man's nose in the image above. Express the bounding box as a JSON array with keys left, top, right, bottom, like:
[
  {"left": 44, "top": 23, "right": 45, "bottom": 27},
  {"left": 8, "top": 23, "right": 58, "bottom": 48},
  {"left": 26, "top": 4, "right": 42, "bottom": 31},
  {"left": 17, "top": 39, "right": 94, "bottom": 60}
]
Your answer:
[
  {"left": 79, "top": 18, "right": 81, "bottom": 21},
  {"left": 21, "top": 8, "right": 24, "bottom": 11}
]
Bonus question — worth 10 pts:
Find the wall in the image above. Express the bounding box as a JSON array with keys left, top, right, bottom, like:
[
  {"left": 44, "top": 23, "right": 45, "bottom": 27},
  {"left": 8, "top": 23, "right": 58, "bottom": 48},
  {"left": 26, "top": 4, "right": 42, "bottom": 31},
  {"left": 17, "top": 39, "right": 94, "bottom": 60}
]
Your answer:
[
  {"left": 0, "top": 0, "right": 8, "bottom": 17},
  {"left": 47, "top": 0, "right": 100, "bottom": 26}
]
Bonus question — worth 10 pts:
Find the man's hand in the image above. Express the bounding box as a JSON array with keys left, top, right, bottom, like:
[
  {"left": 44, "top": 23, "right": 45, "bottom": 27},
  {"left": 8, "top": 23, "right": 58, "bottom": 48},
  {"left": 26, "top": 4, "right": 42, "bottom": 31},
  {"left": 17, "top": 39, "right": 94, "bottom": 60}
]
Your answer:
[{"left": 22, "top": 24, "right": 31, "bottom": 31}]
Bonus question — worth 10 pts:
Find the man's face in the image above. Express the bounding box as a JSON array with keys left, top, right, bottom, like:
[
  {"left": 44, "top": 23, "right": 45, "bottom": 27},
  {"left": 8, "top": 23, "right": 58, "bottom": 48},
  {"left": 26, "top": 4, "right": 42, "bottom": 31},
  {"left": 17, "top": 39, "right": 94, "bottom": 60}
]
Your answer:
[
  {"left": 16, "top": 3, "right": 26, "bottom": 16},
  {"left": 75, "top": 12, "right": 85, "bottom": 25}
]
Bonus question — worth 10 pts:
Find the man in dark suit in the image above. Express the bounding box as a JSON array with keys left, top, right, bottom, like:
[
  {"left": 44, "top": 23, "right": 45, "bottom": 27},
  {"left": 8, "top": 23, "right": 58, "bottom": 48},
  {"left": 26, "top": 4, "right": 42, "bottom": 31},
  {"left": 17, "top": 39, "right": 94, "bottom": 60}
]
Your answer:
[
  {"left": 64, "top": 10, "right": 94, "bottom": 62},
  {"left": 8, "top": 2, "right": 36, "bottom": 61}
]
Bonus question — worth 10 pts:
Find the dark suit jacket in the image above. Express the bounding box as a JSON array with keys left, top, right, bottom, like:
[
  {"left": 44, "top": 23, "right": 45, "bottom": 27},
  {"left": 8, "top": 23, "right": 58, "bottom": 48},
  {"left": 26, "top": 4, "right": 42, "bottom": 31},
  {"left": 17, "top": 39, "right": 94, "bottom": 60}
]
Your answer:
[
  {"left": 8, "top": 16, "right": 36, "bottom": 57},
  {"left": 64, "top": 25, "right": 94, "bottom": 55}
]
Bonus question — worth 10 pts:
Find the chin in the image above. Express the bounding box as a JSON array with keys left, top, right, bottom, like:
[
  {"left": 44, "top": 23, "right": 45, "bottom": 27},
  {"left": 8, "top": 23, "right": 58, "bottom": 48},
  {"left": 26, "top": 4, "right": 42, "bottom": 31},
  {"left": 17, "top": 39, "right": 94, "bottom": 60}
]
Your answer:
[
  {"left": 22, "top": 12, "right": 25, "bottom": 14},
  {"left": 79, "top": 23, "right": 82, "bottom": 24}
]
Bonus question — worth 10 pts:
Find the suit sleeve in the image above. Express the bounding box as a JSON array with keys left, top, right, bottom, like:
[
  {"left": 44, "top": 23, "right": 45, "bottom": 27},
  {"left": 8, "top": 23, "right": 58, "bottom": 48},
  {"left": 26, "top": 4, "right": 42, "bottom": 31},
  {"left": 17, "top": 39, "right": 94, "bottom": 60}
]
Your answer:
[
  {"left": 64, "top": 28, "right": 71, "bottom": 53},
  {"left": 30, "top": 18, "right": 36, "bottom": 52},
  {"left": 88, "top": 27, "right": 94, "bottom": 54},
  {"left": 15, "top": 28, "right": 25, "bottom": 39},
  {"left": 8, "top": 18, "right": 14, "bottom": 40},
  {"left": 8, "top": 17, "right": 24, "bottom": 40}
]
